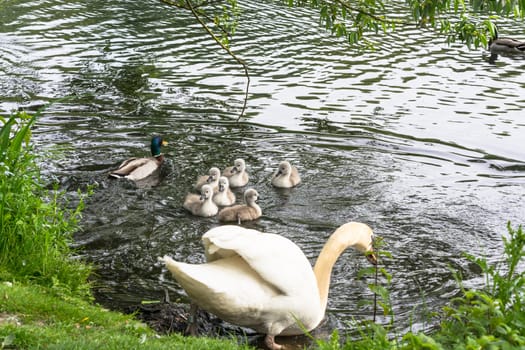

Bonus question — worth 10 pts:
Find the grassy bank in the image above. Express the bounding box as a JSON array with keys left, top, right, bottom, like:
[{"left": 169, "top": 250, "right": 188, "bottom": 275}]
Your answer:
[
  {"left": 0, "top": 111, "right": 91, "bottom": 296},
  {"left": 0, "top": 282, "right": 249, "bottom": 349}
]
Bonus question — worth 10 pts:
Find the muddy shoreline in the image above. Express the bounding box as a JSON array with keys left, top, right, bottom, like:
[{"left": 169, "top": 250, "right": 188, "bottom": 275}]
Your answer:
[{"left": 124, "top": 300, "right": 329, "bottom": 349}]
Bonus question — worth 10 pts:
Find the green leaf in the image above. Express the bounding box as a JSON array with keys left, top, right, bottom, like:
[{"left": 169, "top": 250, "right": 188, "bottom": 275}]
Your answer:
[{"left": 0, "top": 117, "right": 16, "bottom": 161}]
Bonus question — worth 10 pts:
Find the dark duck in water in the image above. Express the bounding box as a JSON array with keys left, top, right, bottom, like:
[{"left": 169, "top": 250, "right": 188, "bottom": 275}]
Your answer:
[
  {"left": 488, "top": 27, "right": 525, "bottom": 63},
  {"left": 109, "top": 136, "right": 168, "bottom": 181}
]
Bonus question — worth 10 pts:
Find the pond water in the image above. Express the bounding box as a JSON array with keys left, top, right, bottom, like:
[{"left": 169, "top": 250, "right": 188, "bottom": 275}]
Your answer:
[{"left": 1, "top": 0, "right": 525, "bottom": 345}]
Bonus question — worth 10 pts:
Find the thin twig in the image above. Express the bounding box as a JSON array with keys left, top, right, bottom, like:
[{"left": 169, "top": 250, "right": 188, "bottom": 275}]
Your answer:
[
  {"left": 159, "top": 0, "right": 232, "bottom": 39},
  {"left": 160, "top": 0, "right": 250, "bottom": 121},
  {"left": 373, "top": 263, "right": 378, "bottom": 322},
  {"left": 373, "top": 241, "right": 379, "bottom": 323}
]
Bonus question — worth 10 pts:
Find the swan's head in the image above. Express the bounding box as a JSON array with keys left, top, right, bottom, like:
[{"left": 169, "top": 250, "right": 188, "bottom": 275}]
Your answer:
[
  {"left": 275, "top": 161, "right": 291, "bottom": 177},
  {"left": 337, "top": 222, "right": 377, "bottom": 265},
  {"left": 233, "top": 158, "right": 245, "bottom": 173},
  {"left": 200, "top": 185, "right": 214, "bottom": 201},
  {"left": 366, "top": 246, "right": 378, "bottom": 265},
  {"left": 218, "top": 176, "right": 229, "bottom": 192},
  {"left": 150, "top": 136, "right": 168, "bottom": 157},
  {"left": 207, "top": 167, "right": 221, "bottom": 182}
]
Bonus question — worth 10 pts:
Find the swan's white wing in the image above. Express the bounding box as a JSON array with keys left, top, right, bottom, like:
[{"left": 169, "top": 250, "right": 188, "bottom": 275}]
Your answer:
[
  {"left": 161, "top": 255, "right": 280, "bottom": 328},
  {"left": 202, "top": 225, "right": 317, "bottom": 296},
  {"left": 203, "top": 225, "right": 259, "bottom": 260}
]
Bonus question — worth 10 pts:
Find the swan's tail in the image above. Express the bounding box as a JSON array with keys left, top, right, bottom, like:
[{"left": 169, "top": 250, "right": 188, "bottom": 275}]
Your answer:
[
  {"left": 157, "top": 256, "right": 206, "bottom": 292},
  {"left": 158, "top": 255, "right": 175, "bottom": 265},
  {"left": 158, "top": 255, "right": 180, "bottom": 274}
]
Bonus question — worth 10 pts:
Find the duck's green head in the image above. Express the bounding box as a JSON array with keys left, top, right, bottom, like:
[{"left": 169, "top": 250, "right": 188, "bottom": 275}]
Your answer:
[{"left": 151, "top": 136, "right": 168, "bottom": 157}]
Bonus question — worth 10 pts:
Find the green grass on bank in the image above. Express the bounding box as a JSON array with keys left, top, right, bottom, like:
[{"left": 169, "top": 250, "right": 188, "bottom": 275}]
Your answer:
[
  {"left": 0, "top": 282, "right": 250, "bottom": 350},
  {"left": 0, "top": 111, "right": 91, "bottom": 297}
]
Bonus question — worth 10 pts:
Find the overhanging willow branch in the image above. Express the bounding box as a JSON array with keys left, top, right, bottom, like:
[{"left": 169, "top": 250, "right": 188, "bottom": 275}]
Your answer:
[{"left": 332, "top": 0, "right": 400, "bottom": 26}]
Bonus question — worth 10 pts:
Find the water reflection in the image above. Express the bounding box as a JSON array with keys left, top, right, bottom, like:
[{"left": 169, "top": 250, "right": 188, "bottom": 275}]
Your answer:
[{"left": 1, "top": 0, "right": 525, "bottom": 344}]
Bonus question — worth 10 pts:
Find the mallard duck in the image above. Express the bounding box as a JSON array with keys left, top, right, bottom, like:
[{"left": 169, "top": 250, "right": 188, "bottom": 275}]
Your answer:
[
  {"left": 217, "top": 188, "right": 261, "bottom": 223},
  {"left": 489, "top": 37, "right": 525, "bottom": 53},
  {"left": 109, "top": 136, "right": 168, "bottom": 181},
  {"left": 488, "top": 27, "right": 525, "bottom": 62},
  {"left": 271, "top": 161, "right": 301, "bottom": 188},
  {"left": 194, "top": 167, "right": 221, "bottom": 192},
  {"left": 183, "top": 184, "right": 218, "bottom": 217},
  {"left": 213, "top": 176, "right": 236, "bottom": 207},
  {"left": 158, "top": 222, "right": 377, "bottom": 350},
  {"left": 489, "top": 28, "right": 525, "bottom": 53},
  {"left": 222, "top": 158, "right": 249, "bottom": 187}
]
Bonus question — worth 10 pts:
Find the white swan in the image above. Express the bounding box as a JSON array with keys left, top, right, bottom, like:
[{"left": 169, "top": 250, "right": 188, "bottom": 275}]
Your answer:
[
  {"left": 217, "top": 188, "right": 261, "bottom": 223},
  {"left": 271, "top": 161, "right": 301, "bottom": 188},
  {"left": 222, "top": 158, "right": 249, "bottom": 187},
  {"left": 194, "top": 167, "right": 220, "bottom": 192},
  {"left": 159, "top": 222, "right": 377, "bottom": 349},
  {"left": 183, "top": 184, "right": 218, "bottom": 217},
  {"left": 213, "top": 176, "right": 236, "bottom": 207}
]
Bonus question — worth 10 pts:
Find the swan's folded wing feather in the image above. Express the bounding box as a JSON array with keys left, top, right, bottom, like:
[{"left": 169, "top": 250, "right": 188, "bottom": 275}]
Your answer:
[
  {"left": 203, "top": 225, "right": 260, "bottom": 260},
  {"left": 161, "top": 255, "right": 279, "bottom": 325},
  {"left": 202, "top": 226, "right": 316, "bottom": 295}
]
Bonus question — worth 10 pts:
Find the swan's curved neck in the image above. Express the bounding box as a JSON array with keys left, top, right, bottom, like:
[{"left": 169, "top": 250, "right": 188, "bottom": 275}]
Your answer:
[
  {"left": 313, "top": 225, "right": 367, "bottom": 313},
  {"left": 313, "top": 238, "right": 345, "bottom": 312}
]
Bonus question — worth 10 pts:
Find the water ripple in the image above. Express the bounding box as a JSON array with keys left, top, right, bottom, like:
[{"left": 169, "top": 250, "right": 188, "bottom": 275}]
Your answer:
[{"left": 1, "top": 0, "right": 525, "bottom": 339}]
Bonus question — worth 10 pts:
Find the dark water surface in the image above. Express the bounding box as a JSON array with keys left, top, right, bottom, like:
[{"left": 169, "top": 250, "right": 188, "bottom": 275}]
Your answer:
[{"left": 1, "top": 0, "right": 525, "bottom": 344}]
